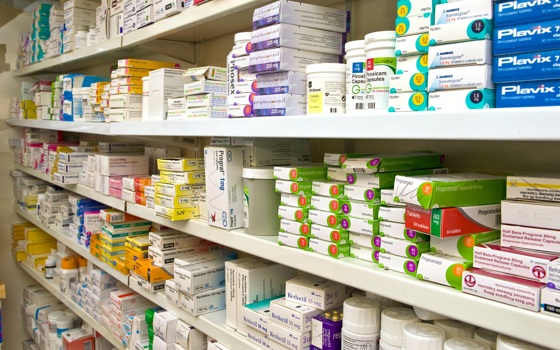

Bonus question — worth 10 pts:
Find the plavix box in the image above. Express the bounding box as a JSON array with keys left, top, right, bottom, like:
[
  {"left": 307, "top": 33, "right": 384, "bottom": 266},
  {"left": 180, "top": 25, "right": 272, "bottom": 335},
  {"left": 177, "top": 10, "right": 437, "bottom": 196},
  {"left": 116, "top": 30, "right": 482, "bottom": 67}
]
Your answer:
[
  {"left": 496, "top": 79, "right": 560, "bottom": 108},
  {"left": 494, "top": 49, "right": 560, "bottom": 83},
  {"left": 204, "top": 146, "right": 249, "bottom": 229},
  {"left": 405, "top": 204, "right": 501, "bottom": 238},
  {"left": 462, "top": 268, "right": 544, "bottom": 312},
  {"left": 494, "top": 19, "right": 560, "bottom": 55},
  {"left": 494, "top": 0, "right": 560, "bottom": 27}
]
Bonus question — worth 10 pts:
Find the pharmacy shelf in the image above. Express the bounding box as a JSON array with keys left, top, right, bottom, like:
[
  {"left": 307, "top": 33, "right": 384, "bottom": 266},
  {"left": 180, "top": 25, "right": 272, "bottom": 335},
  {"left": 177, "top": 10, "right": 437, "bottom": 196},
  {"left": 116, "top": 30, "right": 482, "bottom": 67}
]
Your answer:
[
  {"left": 15, "top": 206, "right": 129, "bottom": 285},
  {"left": 127, "top": 203, "right": 560, "bottom": 349},
  {"left": 128, "top": 276, "right": 261, "bottom": 350},
  {"left": 109, "top": 107, "right": 560, "bottom": 141},
  {"left": 19, "top": 262, "right": 126, "bottom": 350},
  {"left": 6, "top": 118, "right": 112, "bottom": 135},
  {"left": 14, "top": 164, "right": 126, "bottom": 211}
]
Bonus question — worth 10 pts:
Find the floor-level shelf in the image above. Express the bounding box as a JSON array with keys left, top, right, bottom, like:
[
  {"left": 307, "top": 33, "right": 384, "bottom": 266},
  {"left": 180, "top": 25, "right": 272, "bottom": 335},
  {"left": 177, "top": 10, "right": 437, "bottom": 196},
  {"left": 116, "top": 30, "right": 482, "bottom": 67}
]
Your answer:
[
  {"left": 127, "top": 203, "right": 560, "bottom": 349},
  {"left": 19, "top": 262, "right": 126, "bottom": 350},
  {"left": 15, "top": 207, "right": 129, "bottom": 285},
  {"left": 15, "top": 164, "right": 126, "bottom": 211},
  {"left": 128, "top": 276, "right": 260, "bottom": 350}
]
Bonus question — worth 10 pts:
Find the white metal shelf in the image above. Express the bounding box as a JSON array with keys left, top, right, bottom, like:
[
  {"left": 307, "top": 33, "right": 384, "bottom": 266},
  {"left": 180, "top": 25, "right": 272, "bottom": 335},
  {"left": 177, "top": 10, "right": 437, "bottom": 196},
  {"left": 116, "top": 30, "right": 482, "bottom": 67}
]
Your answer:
[
  {"left": 127, "top": 203, "right": 560, "bottom": 349},
  {"left": 128, "top": 276, "right": 260, "bottom": 350},
  {"left": 15, "top": 164, "right": 126, "bottom": 211},
  {"left": 7, "top": 118, "right": 112, "bottom": 135},
  {"left": 15, "top": 206, "right": 129, "bottom": 285},
  {"left": 19, "top": 262, "right": 126, "bottom": 350}
]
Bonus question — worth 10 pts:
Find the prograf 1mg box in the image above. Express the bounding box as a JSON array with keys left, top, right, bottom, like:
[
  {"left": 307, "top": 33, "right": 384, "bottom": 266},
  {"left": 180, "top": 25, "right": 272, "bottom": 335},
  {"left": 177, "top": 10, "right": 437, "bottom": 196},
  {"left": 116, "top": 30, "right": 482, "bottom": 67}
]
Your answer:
[
  {"left": 494, "top": 49, "right": 560, "bottom": 83},
  {"left": 462, "top": 268, "right": 545, "bottom": 312},
  {"left": 429, "top": 18, "right": 493, "bottom": 45},
  {"left": 249, "top": 47, "right": 340, "bottom": 74},
  {"left": 416, "top": 252, "right": 473, "bottom": 290},
  {"left": 395, "top": 12, "right": 431, "bottom": 37},
  {"left": 501, "top": 224, "right": 560, "bottom": 255},
  {"left": 494, "top": 0, "right": 560, "bottom": 27},
  {"left": 270, "top": 297, "right": 322, "bottom": 333},
  {"left": 379, "top": 252, "right": 418, "bottom": 277},
  {"left": 506, "top": 174, "right": 560, "bottom": 203},
  {"left": 405, "top": 204, "right": 501, "bottom": 238},
  {"left": 502, "top": 199, "right": 560, "bottom": 231},
  {"left": 434, "top": 0, "right": 493, "bottom": 25},
  {"left": 394, "top": 172, "right": 506, "bottom": 209},
  {"left": 496, "top": 79, "right": 560, "bottom": 108},
  {"left": 253, "top": 93, "right": 306, "bottom": 117},
  {"left": 395, "top": 33, "right": 429, "bottom": 56},
  {"left": 494, "top": 19, "right": 560, "bottom": 55},
  {"left": 389, "top": 72, "right": 427, "bottom": 93},
  {"left": 388, "top": 92, "right": 428, "bottom": 112},
  {"left": 397, "top": 54, "right": 429, "bottom": 74},
  {"left": 285, "top": 275, "right": 354, "bottom": 310},
  {"left": 473, "top": 243, "right": 558, "bottom": 281},
  {"left": 428, "top": 40, "right": 492, "bottom": 68},
  {"left": 428, "top": 88, "right": 495, "bottom": 111},
  {"left": 430, "top": 230, "right": 500, "bottom": 261},
  {"left": 427, "top": 65, "right": 494, "bottom": 92}
]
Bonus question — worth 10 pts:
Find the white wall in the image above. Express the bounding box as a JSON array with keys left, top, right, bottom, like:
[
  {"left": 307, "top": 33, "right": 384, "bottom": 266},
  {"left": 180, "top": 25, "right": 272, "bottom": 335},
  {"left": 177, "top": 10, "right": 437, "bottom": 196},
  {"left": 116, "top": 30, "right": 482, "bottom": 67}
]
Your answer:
[{"left": 0, "top": 11, "right": 35, "bottom": 350}]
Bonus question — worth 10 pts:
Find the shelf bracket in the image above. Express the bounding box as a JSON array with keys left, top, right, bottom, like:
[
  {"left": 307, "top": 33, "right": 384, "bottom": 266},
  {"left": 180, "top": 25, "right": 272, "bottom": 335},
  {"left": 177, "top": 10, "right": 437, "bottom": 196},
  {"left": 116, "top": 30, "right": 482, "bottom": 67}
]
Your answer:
[{"left": 138, "top": 39, "right": 197, "bottom": 64}]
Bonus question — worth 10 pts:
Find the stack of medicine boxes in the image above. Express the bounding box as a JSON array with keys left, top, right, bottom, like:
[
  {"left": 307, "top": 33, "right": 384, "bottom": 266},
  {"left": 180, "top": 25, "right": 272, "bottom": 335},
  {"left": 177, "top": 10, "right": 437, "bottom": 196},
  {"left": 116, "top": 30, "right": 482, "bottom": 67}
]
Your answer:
[
  {"left": 153, "top": 158, "right": 205, "bottom": 221},
  {"left": 148, "top": 66, "right": 189, "bottom": 121},
  {"left": 277, "top": 165, "right": 327, "bottom": 250},
  {"left": 123, "top": 0, "right": 137, "bottom": 35},
  {"left": 109, "top": 288, "right": 156, "bottom": 345},
  {"left": 227, "top": 32, "right": 255, "bottom": 118},
  {"left": 51, "top": 77, "right": 63, "bottom": 120},
  {"left": 63, "top": 0, "right": 98, "bottom": 54},
  {"left": 493, "top": 0, "right": 560, "bottom": 108},
  {"left": 81, "top": 266, "right": 120, "bottom": 324},
  {"left": 38, "top": 185, "right": 68, "bottom": 230},
  {"left": 31, "top": 3, "right": 53, "bottom": 63},
  {"left": 392, "top": 172, "right": 505, "bottom": 290},
  {"left": 249, "top": 1, "right": 346, "bottom": 117},
  {"left": 174, "top": 66, "right": 227, "bottom": 119},
  {"left": 62, "top": 74, "right": 107, "bottom": 121},
  {"left": 12, "top": 222, "right": 35, "bottom": 263},
  {"left": 53, "top": 145, "right": 97, "bottom": 185},
  {"left": 426, "top": 0, "right": 494, "bottom": 108},
  {"left": 341, "top": 152, "right": 447, "bottom": 275},
  {"left": 9, "top": 97, "right": 19, "bottom": 119},
  {"left": 496, "top": 175, "right": 560, "bottom": 314},
  {"left": 33, "top": 80, "right": 53, "bottom": 120},
  {"left": 69, "top": 194, "right": 107, "bottom": 248},
  {"left": 121, "top": 175, "right": 151, "bottom": 206},
  {"left": 94, "top": 152, "right": 149, "bottom": 200},
  {"left": 391, "top": 0, "right": 431, "bottom": 112},
  {"left": 88, "top": 82, "right": 109, "bottom": 122},
  {"left": 46, "top": 4, "right": 63, "bottom": 58}
]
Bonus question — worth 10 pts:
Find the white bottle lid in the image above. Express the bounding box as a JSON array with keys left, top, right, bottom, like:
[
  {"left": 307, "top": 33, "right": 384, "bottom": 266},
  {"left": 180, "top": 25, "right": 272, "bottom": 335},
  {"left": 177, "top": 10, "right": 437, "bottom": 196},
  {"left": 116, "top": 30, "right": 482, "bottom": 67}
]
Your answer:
[
  {"left": 380, "top": 307, "right": 420, "bottom": 347},
  {"left": 445, "top": 338, "right": 491, "bottom": 350},
  {"left": 342, "top": 297, "right": 381, "bottom": 334},
  {"left": 402, "top": 323, "right": 446, "bottom": 350},
  {"left": 242, "top": 167, "right": 274, "bottom": 180},
  {"left": 434, "top": 319, "right": 476, "bottom": 339},
  {"left": 366, "top": 292, "right": 405, "bottom": 309},
  {"left": 413, "top": 306, "right": 449, "bottom": 321},
  {"left": 474, "top": 328, "right": 498, "bottom": 349},
  {"left": 496, "top": 334, "right": 548, "bottom": 350},
  {"left": 365, "top": 31, "right": 396, "bottom": 44},
  {"left": 345, "top": 39, "right": 365, "bottom": 52},
  {"left": 234, "top": 32, "right": 251, "bottom": 44}
]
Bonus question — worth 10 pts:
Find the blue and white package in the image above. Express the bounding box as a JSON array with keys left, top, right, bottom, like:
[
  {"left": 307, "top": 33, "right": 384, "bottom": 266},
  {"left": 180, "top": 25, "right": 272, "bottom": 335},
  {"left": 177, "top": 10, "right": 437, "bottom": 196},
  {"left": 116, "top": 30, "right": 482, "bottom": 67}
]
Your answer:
[
  {"left": 427, "top": 65, "right": 494, "bottom": 92},
  {"left": 433, "top": 0, "right": 493, "bottom": 25},
  {"left": 429, "top": 18, "right": 493, "bottom": 45},
  {"left": 494, "top": 19, "right": 560, "bottom": 55},
  {"left": 428, "top": 40, "right": 492, "bottom": 68},
  {"left": 253, "top": 94, "right": 306, "bottom": 116},
  {"left": 494, "top": 0, "right": 560, "bottom": 27},
  {"left": 496, "top": 79, "right": 560, "bottom": 107},
  {"left": 397, "top": 0, "right": 441, "bottom": 17},
  {"left": 494, "top": 49, "right": 560, "bottom": 83},
  {"left": 428, "top": 88, "right": 495, "bottom": 110}
]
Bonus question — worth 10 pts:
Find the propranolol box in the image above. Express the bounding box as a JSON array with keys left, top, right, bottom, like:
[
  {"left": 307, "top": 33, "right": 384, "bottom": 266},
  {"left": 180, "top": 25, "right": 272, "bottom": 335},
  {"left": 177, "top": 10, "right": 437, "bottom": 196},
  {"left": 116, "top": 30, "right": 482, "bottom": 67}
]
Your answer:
[
  {"left": 416, "top": 252, "right": 473, "bottom": 290},
  {"left": 501, "top": 224, "right": 560, "bottom": 255},
  {"left": 344, "top": 185, "right": 381, "bottom": 203},
  {"left": 430, "top": 230, "right": 501, "bottom": 261},
  {"left": 473, "top": 243, "right": 558, "bottom": 281},
  {"left": 379, "top": 221, "right": 430, "bottom": 242},
  {"left": 494, "top": 19, "right": 560, "bottom": 55},
  {"left": 502, "top": 200, "right": 560, "bottom": 231},
  {"left": 428, "top": 88, "right": 495, "bottom": 111},
  {"left": 427, "top": 65, "right": 494, "bottom": 92},
  {"left": 347, "top": 168, "right": 447, "bottom": 189},
  {"left": 462, "top": 268, "right": 544, "bottom": 312},
  {"left": 428, "top": 40, "right": 492, "bottom": 68},
  {"left": 378, "top": 252, "right": 418, "bottom": 277},
  {"left": 374, "top": 236, "right": 430, "bottom": 261},
  {"left": 433, "top": 0, "right": 493, "bottom": 24},
  {"left": 311, "top": 224, "right": 349, "bottom": 243},
  {"left": 429, "top": 18, "right": 493, "bottom": 45},
  {"left": 405, "top": 204, "right": 501, "bottom": 238},
  {"left": 249, "top": 47, "right": 340, "bottom": 74},
  {"left": 389, "top": 72, "right": 427, "bottom": 93}
]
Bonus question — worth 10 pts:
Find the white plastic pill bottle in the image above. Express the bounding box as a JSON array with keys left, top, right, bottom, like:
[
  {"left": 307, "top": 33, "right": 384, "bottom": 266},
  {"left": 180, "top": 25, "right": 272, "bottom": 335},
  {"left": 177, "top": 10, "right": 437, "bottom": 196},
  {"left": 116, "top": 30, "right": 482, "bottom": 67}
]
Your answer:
[
  {"left": 474, "top": 328, "right": 498, "bottom": 350},
  {"left": 496, "top": 334, "right": 548, "bottom": 350},
  {"left": 434, "top": 319, "right": 477, "bottom": 339},
  {"left": 402, "top": 323, "right": 446, "bottom": 350},
  {"left": 445, "top": 338, "right": 491, "bottom": 350},
  {"left": 342, "top": 297, "right": 381, "bottom": 350},
  {"left": 243, "top": 167, "right": 280, "bottom": 236},
  {"left": 227, "top": 32, "right": 252, "bottom": 96},
  {"left": 306, "top": 63, "right": 347, "bottom": 115},
  {"left": 345, "top": 40, "right": 366, "bottom": 112},
  {"left": 413, "top": 306, "right": 449, "bottom": 321},
  {"left": 364, "top": 31, "right": 396, "bottom": 110},
  {"left": 380, "top": 307, "right": 420, "bottom": 349}
]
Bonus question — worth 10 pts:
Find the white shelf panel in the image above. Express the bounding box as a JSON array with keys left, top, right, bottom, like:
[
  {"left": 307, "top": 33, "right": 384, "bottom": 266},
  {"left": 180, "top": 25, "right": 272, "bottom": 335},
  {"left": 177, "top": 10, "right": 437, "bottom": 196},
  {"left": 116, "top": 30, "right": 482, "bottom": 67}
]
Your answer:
[
  {"left": 108, "top": 107, "right": 560, "bottom": 141},
  {"left": 7, "top": 118, "right": 112, "bottom": 135},
  {"left": 128, "top": 276, "right": 260, "bottom": 350},
  {"left": 15, "top": 206, "right": 129, "bottom": 285},
  {"left": 127, "top": 203, "right": 560, "bottom": 349},
  {"left": 19, "top": 262, "right": 126, "bottom": 350},
  {"left": 15, "top": 164, "right": 126, "bottom": 211}
]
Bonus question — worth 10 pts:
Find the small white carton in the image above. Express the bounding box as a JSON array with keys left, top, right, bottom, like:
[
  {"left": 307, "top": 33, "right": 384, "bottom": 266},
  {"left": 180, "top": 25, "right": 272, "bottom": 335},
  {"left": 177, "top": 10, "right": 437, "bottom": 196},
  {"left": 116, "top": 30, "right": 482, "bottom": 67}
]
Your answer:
[
  {"left": 136, "top": 5, "right": 153, "bottom": 27},
  {"left": 148, "top": 68, "right": 188, "bottom": 121},
  {"left": 501, "top": 224, "right": 560, "bottom": 255},
  {"left": 270, "top": 297, "right": 321, "bottom": 333},
  {"left": 242, "top": 298, "right": 276, "bottom": 334},
  {"left": 164, "top": 279, "right": 180, "bottom": 306},
  {"left": 502, "top": 200, "right": 560, "bottom": 231},
  {"left": 176, "top": 320, "right": 207, "bottom": 349},
  {"left": 429, "top": 18, "right": 493, "bottom": 45},
  {"left": 395, "top": 33, "right": 429, "bottom": 56},
  {"left": 427, "top": 65, "right": 493, "bottom": 92},
  {"left": 268, "top": 321, "right": 311, "bottom": 350},
  {"left": 285, "top": 275, "right": 353, "bottom": 310},
  {"left": 153, "top": 311, "right": 178, "bottom": 343},
  {"left": 506, "top": 175, "right": 560, "bottom": 203},
  {"left": 180, "top": 287, "right": 226, "bottom": 316},
  {"left": 428, "top": 40, "right": 492, "bottom": 68},
  {"left": 253, "top": 93, "right": 306, "bottom": 117},
  {"left": 249, "top": 47, "right": 340, "bottom": 74},
  {"left": 541, "top": 288, "right": 560, "bottom": 317},
  {"left": 173, "top": 258, "right": 227, "bottom": 295},
  {"left": 417, "top": 252, "right": 472, "bottom": 290},
  {"left": 433, "top": 0, "right": 493, "bottom": 25},
  {"left": 395, "top": 12, "right": 431, "bottom": 37}
]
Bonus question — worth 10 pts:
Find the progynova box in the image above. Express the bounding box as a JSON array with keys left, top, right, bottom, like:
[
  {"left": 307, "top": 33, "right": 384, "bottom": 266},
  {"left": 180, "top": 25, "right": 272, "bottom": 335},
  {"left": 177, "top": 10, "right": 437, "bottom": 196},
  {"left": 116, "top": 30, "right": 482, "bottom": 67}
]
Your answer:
[
  {"left": 428, "top": 40, "right": 492, "bottom": 68},
  {"left": 496, "top": 79, "right": 560, "bottom": 108},
  {"left": 494, "top": 49, "right": 560, "bottom": 83},
  {"left": 427, "top": 65, "right": 494, "bottom": 92},
  {"left": 429, "top": 18, "right": 493, "bottom": 45},
  {"left": 494, "top": 19, "right": 560, "bottom": 55},
  {"left": 494, "top": 0, "right": 560, "bottom": 27},
  {"left": 428, "top": 89, "right": 495, "bottom": 111}
]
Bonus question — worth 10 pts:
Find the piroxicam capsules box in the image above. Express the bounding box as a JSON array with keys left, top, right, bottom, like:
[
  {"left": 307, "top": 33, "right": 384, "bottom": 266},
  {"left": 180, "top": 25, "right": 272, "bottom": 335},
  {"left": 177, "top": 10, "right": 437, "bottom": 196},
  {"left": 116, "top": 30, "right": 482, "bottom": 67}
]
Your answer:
[
  {"left": 428, "top": 40, "right": 492, "bottom": 68},
  {"left": 493, "top": 49, "right": 560, "bottom": 83},
  {"left": 496, "top": 79, "right": 560, "bottom": 108},
  {"left": 428, "top": 89, "right": 495, "bottom": 111},
  {"left": 427, "top": 65, "right": 494, "bottom": 92},
  {"left": 429, "top": 18, "right": 493, "bottom": 45},
  {"left": 494, "top": 19, "right": 560, "bottom": 55}
]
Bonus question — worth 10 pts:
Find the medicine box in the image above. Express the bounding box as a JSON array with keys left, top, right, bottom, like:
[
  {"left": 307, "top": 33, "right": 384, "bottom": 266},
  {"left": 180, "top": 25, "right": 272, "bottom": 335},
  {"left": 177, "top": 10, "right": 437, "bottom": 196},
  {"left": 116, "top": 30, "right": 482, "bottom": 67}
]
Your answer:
[
  {"left": 311, "top": 181, "right": 345, "bottom": 199},
  {"left": 242, "top": 298, "right": 275, "bottom": 334},
  {"left": 395, "top": 12, "right": 431, "bottom": 37},
  {"left": 311, "top": 311, "right": 343, "bottom": 350},
  {"left": 347, "top": 168, "right": 447, "bottom": 189},
  {"left": 397, "top": 0, "right": 438, "bottom": 17},
  {"left": 275, "top": 180, "right": 313, "bottom": 195},
  {"left": 429, "top": 18, "right": 493, "bottom": 45},
  {"left": 180, "top": 287, "right": 226, "bottom": 316},
  {"left": 310, "top": 225, "right": 349, "bottom": 243},
  {"left": 249, "top": 47, "right": 340, "bottom": 74},
  {"left": 350, "top": 231, "right": 375, "bottom": 248},
  {"left": 388, "top": 92, "right": 428, "bottom": 112},
  {"left": 253, "top": 93, "right": 306, "bottom": 116},
  {"left": 462, "top": 268, "right": 544, "bottom": 312},
  {"left": 251, "top": 23, "right": 344, "bottom": 55},
  {"left": 280, "top": 194, "right": 311, "bottom": 209},
  {"left": 351, "top": 244, "right": 379, "bottom": 263},
  {"left": 308, "top": 210, "right": 344, "bottom": 229},
  {"left": 394, "top": 172, "right": 506, "bottom": 209},
  {"left": 279, "top": 219, "right": 311, "bottom": 236},
  {"left": 285, "top": 275, "right": 353, "bottom": 310},
  {"left": 174, "top": 258, "right": 227, "bottom": 294},
  {"left": 375, "top": 235, "right": 430, "bottom": 261},
  {"left": 148, "top": 244, "right": 217, "bottom": 265},
  {"left": 176, "top": 320, "right": 207, "bottom": 349},
  {"left": 379, "top": 221, "right": 430, "bottom": 242},
  {"left": 343, "top": 185, "right": 381, "bottom": 203},
  {"left": 379, "top": 252, "right": 418, "bottom": 277},
  {"left": 501, "top": 224, "right": 560, "bottom": 255},
  {"left": 433, "top": 0, "right": 493, "bottom": 25},
  {"left": 416, "top": 252, "right": 472, "bottom": 289},
  {"left": 496, "top": 79, "right": 560, "bottom": 108},
  {"left": 389, "top": 72, "right": 427, "bottom": 93},
  {"left": 308, "top": 239, "right": 351, "bottom": 259},
  {"left": 153, "top": 311, "right": 178, "bottom": 343},
  {"left": 278, "top": 205, "right": 309, "bottom": 222},
  {"left": 341, "top": 200, "right": 380, "bottom": 220},
  {"left": 506, "top": 175, "right": 560, "bottom": 203},
  {"left": 229, "top": 137, "right": 311, "bottom": 167},
  {"left": 274, "top": 165, "right": 327, "bottom": 181},
  {"left": 430, "top": 230, "right": 500, "bottom": 261},
  {"left": 494, "top": 19, "right": 560, "bottom": 55},
  {"left": 327, "top": 167, "right": 347, "bottom": 182},
  {"left": 502, "top": 200, "right": 560, "bottom": 231},
  {"left": 428, "top": 40, "right": 492, "bottom": 68},
  {"left": 252, "top": 0, "right": 347, "bottom": 33},
  {"left": 256, "top": 71, "right": 307, "bottom": 95},
  {"left": 428, "top": 88, "right": 495, "bottom": 111},
  {"left": 381, "top": 189, "right": 405, "bottom": 207},
  {"left": 395, "top": 33, "right": 429, "bottom": 56},
  {"left": 494, "top": 49, "right": 560, "bottom": 83},
  {"left": 278, "top": 231, "right": 309, "bottom": 250},
  {"left": 148, "top": 231, "right": 210, "bottom": 250},
  {"left": 397, "top": 54, "right": 429, "bottom": 74},
  {"left": 427, "top": 65, "right": 494, "bottom": 92},
  {"left": 136, "top": 5, "right": 153, "bottom": 27},
  {"left": 405, "top": 204, "right": 501, "bottom": 238},
  {"left": 268, "top": 321, "right": 311, "bottom": 350},
  {"left": 494, "top": 0, "right": 560, "bottom": 27},
  {"left": 342, "top": 151, "right": 444, "bottom": 174},
  {"left": 541, "top": 288, "right": 560, "bottom": 317}
]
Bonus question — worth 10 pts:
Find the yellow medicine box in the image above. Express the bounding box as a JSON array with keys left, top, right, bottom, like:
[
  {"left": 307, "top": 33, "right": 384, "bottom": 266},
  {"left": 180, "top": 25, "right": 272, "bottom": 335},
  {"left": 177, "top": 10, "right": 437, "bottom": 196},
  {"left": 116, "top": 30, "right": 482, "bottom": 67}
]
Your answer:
[
  {"left": 154, "top": 193, "right": 199, "bottom": 209},
  {"left": 125, "top": 235, "right": 150, "bottom": 251},
  {"left": 135, "top": 259, "right": 174, "bottom": 283},
  {"left": 117, "top": 59, "right": 180, "bottom": 70},
  {"left": 26, "top": 240, "right": 56, "bottom": 255},
  {"left": 25, "top": 228, "right": 52, "bottom": 242},
  {"left": 159, "top": 171, "right": 205, "bottom": 185},
  {"left": 154, "top": 205, "right": 200, "bottom": 221},
  {"left": 157, "top": 158, "right": 205, "bottom": 171},
  {"left": 14, "top": 249, "right": 27, "bottom": 261},
  {"left": 154, "top": 183, "right": 205, "bottom": 197}
]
